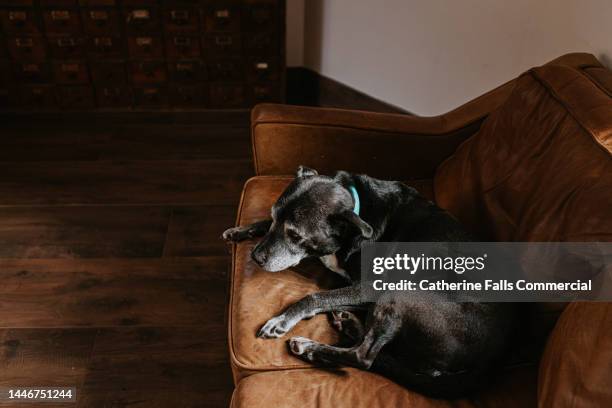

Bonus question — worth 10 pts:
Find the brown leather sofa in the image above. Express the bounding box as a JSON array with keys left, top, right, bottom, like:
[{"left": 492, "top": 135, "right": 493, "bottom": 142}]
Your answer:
[{"left": 228, "top": 53, "right": 612, "bottom": 407}]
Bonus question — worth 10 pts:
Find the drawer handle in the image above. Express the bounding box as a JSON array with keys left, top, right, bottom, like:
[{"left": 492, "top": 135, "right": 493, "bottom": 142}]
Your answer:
[
  {"left": 136, "top": 37, "right": 153, "bottom": 46},
  {"left": 176, "top": 63, "right": 194, "bottom": 72},
  {"left": 174, "top": 37, "right": 190, "bottom": 46},
  {"left": 255, "top": 62, "right": 269, "bottom": 70},
  {"left": 57, "top": 38, "right": 76, "bottom": 47},
  {"left": 215, "top": 36, "right": 232, "bottom": 46},
  {"left": 22, "top": 63, "right": 40, "bottom": 73},
  {"left": 9, "top": 11, "right": 27, "bottom": 21},
  {"left": 215, "top": 9, "right": 230, "bottom": 18},
  {"left": 171, "top": 10, "right": 189, "bottom": 22},
  {"left": 131, "top": 9, "right": 151, "bottom": 20},
  {"left": 95, "top": 37, "right": 113, "bottom": 46},
  {"left": 89, "top": 11, "right": 109, "bottom": 21},
  {"left": 15, "top": 38, "right": 34, "bottom": 47},
  {"left": 61, "top": 63, "right": 80, "bottom": 72},
  {"left": 51, "top": 10, "right": 71, "bottom": 21}
]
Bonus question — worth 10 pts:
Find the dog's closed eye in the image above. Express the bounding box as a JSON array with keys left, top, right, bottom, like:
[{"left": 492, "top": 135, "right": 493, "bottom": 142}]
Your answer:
[{"left": 286, "top": 229, "right": 302, "bottom": 243}]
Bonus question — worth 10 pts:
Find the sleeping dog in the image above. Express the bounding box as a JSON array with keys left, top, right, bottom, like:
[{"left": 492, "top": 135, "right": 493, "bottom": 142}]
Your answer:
[{"left": 223, "top": 166, "right": 519, "bottom": 398}]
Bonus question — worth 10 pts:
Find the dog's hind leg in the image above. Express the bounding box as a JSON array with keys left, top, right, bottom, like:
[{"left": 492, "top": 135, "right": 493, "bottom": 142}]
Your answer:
[
  {"left": 288, "top": 301, "right": 402, "bottom": 369},
  {"left": 222, "top": 219, "right": 272, "bottom": 242},
  {"left": 330, "top": 311, "right": 365, "bottom": 346}
]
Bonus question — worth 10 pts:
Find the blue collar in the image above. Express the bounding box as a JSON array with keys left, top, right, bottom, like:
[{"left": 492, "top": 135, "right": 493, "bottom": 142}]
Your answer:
[{"left": 349, "top": 185, "right": 360, "bottom": 215}]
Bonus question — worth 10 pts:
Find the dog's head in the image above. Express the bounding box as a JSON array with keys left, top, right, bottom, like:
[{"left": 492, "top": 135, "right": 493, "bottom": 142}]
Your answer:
[{"left": 251, "top": 166, "right": 373, "bottom": 272}]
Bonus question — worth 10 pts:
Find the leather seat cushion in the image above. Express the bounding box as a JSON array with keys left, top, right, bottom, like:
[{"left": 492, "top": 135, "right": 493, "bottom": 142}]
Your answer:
[
  {"left": 228, "top": 176, "right": 435, "bottom": 381},
  {"left": 230, "top": 366, "right": 537, "bottom": 408}
]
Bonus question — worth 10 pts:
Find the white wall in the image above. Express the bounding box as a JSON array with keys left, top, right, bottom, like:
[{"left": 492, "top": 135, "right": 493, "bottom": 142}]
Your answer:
[{"left": 301, "top": 0, "right": 612, "bottom": 115}]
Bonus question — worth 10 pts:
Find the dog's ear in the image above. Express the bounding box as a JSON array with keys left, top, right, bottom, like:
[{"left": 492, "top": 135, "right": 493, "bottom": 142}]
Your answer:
[
  {"left": 331, "top": 210, "right": 373, "bottom": 239},
  {"left": 296, "top": 165, "right": 318, "bottom": 178}
]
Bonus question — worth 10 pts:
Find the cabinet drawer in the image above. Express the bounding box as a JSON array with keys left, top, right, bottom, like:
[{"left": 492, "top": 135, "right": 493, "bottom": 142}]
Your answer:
[
  {"left": 165, "top": 35, "right": 200, "bottom": 59},
  {"left": 95, "top": 85, "right": 132, "bottom": 107},
  {"left": 17, "top": 84, "right": 57, "bottom": 108},
  {"left": 204, "top": 5, "right": 240, "bottom": 32},
  {"left": 208, "top": 59, "right": 243, "bottom": 81},
  {"left": 53, "top": 61, "right": 90, "bottom": 84},
  {"left": 57, "top": 85, "right": 95, "bottom": 109},
  {"left": 0, "top": 8, "right": 41, "bottom": 34},
  {"left": 169, "top": 84, "right": 207, "bottom": 107},
  {"left": 7, "top": 36, "right": 46, "bottom": 61},
  {"left": 91, "top": 60, "right": 126, "bottom": 84},
  {"left": 82, "top": 8, "right": 120, "bottom": 35},
  {"left": 248, "top": 82, "right": 281, "bottom": 104},
  {"left": 130, "top": 60, "right": 166, "bottom": 84},
  {"left": 0, "top": 36, "right": 6, "bottom": 58},
  {"left": 88, "top": 36, "right": 122, "bottom": 59},
  {"left": 242, "top": 4, "right": 276, "bottom": 32},
  {"left": 128, "top": 36, "right": 163, "bottom": 59},
  {"left": 209, "top": 83, "right": 245, "bottom": 108},
  {"left": 12, "top": 61, "right": 51, "bottom": 82},
  {"left": 244, "top": 31, "right": 277, "bottom": 55},
  {"left": 168, "top": 60, "right": 206, "bottom": 82},
  {"left": 204, "top": 33, "right": 241, "bottom": 56},
  {"left": 42, "top": 9, "right": 82, "bottom": 34},
  {"left": 48, "top": 35, "right": 86, "bottom": 59},
  {"left": 0, "top": 87, "right": 9, "bottom": 109},
  {"left": 246, "top": 57, "right": 279, "bottom": 82},
  {"left": 0, "top": 59, "right": 10, "bottom": 85},
  {"left": 0, "top": 1, "right": 34, "bottom": 6},
  {"left": 133, "top": 85, "right": 167, "bottom": 107},
  {"left": 78, "top": 0, "right": 116, "bottom": 5},
  {"left": 122, "top": 0, "right": 158, "bottom": 5},
  {"left": 45, "top": 0, "right": 79, "bottom": 5},
  {"left": 124, "top": 7, "right": 160, "bottom": 33},
  {"left": 163, "top": 6, "right": 199, "bottom": 32}
]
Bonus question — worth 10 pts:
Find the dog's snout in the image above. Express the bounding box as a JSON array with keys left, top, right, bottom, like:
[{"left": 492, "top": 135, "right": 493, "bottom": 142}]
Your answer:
[{"left": 251, "top": 248, "right": 267, "bottom": 266}]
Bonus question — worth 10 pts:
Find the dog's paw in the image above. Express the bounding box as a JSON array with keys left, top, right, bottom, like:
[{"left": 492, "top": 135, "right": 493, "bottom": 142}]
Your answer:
[
  {"left": 330, "top": 311, "right": 365, "bottom": 342},
  {"left": 257, "top": 315, "right": 295, "bottom": 339},
  {"left": 221, "top": 226, "right": 250, "bottom": 242},
  {"left": 288, "top": 336, "right": 316, "bottom": 360}
]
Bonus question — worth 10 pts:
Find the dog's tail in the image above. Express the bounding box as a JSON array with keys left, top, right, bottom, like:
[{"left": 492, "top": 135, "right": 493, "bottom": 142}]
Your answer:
[{"left": 371, "top": 352, "right": 487, "bottom": 399}]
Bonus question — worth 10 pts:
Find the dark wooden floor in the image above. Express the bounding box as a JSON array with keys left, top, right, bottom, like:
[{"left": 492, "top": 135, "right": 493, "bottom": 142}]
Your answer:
[{"left": 0, "top": 114, "right": 253, "bottom": 407}]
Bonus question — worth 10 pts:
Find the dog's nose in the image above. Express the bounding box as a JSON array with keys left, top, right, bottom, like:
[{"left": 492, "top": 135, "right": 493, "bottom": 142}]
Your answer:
[{"left": 251, "top": 249, "right": 267, "bottom": 266}]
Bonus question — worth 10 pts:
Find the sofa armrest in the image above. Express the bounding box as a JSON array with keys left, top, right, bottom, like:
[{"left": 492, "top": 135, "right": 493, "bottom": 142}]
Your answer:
[
  {"left": 251, "top": 82, "right": 514, "bottom": 179},
  {"left": 538, "top": 302, "right": 612, "bottom": 407}
]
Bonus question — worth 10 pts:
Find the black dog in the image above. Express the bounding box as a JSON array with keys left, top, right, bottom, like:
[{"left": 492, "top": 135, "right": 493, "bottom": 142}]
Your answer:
[{"left": 223, "top": 166, "right": 519, "bottom": 398}]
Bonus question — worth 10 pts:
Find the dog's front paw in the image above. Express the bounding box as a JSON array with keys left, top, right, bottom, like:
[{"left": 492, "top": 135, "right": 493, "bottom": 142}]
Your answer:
[
  {"left": 257, "top": 315, "right": 295, "bottom": 339},
  {"left": 222, "top": 226, "right": 250, "bottom": 242},
  {"left": 288, "top": 336, "right": 316, "bottom": 360}
]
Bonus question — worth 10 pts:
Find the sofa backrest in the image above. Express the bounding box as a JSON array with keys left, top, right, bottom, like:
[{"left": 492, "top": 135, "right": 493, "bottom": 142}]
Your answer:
[{"left": 434, "top": 64, "right": 612, "bottom": 241}]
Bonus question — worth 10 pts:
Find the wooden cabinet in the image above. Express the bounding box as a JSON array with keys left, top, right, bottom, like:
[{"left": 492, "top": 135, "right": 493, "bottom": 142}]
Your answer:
[{"left": 0, "top": 0, "right": 285, "bottom": 110}]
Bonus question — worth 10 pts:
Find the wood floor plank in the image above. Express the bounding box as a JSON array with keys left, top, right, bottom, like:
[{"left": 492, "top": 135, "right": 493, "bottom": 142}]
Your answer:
[
  {"left": 164, "top": 206, "right": 236, "bottom": 257},
  {"left": 0, "top": 328, "right": 96, "bottom": 405},
  {"left": 78, "top": 327, "right": 233, "bottom": 408},
  {"left": 0, "top": 258, "right": 228, "bottom": 328},
  {"left": 0, "top": 206, "right": 170, "bottom": 258},
  {"left": 0, "top": 125, "right": 251, "bottom": 162},
  {"left": 0, "top": 160, "right": 252, "bottom": 206}
]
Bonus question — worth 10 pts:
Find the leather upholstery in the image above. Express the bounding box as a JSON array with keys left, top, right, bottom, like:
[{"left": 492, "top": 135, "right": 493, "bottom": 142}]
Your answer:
[
  {"left": 434, "top": 65, "right": 612, "bottom": 241},
  {"left": 231, "top": 366, "right": 537, "bottom": 408},
  {"left": 229, "top": 53, "right": 611, "bottom": 407},
  {"left": 538, "top": 302, "right": 612, "bottom": 407}
]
